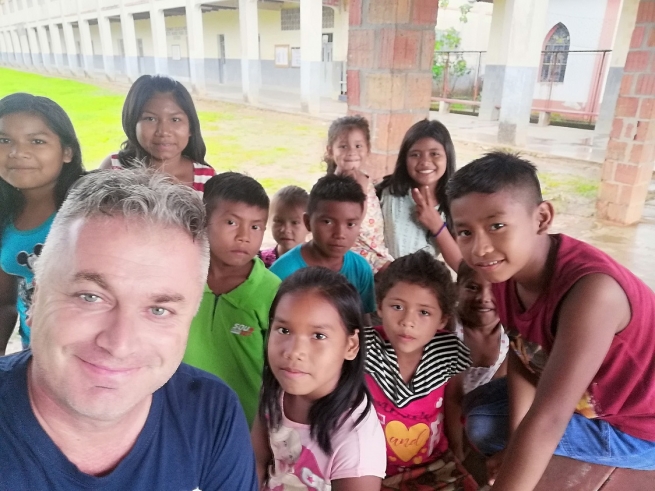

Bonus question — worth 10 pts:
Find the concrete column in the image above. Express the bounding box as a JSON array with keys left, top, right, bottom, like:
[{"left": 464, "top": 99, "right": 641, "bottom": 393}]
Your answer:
[
  {"left": 19, "top": 29, "right": 33, "bottom": 65},
  {"left": 120, "top": 11, "right": 139, "bottom": 81},
  {"left": 478, "top": 0, "right": 507, "bottom": 120},
  {"left": 27, "top": 27, "right": 42, "bottom": 67},
  {"left": 347, "top": 0, "right": 440, "bottom": 180},
  {"left": 496, "top": 0, "right": 550, "bottom": 146},
  {"left": 239, "top": 0, "right": 261, "bottom": 104},
  {"left": 0, "top": 33, "right": 7, "bottom": 64},
  {"left": 49, "top": 23, "right": 65, "bottom": 71},
  {"left": 36, "top": 25, "right": 53, "bottom": 71},
  {"left": 97, "top": 16, "right": 115, "bottom": 80},
  {"left": 597, "top": 0, "right": 655, "bottom": 225},
  {"left": 61, "top": 22, "right": 80, "bottom": 72},
  {"left": 78, "top": 18, "right": 94, "bottom": 76},
  {"left": 595, "top": 0, "right": 639, "bottom": 137},
  {"left": 150, "top": 7, "right": 168, "bottom": 75},
  {"left": 300, "top": 0, "right": 322, "bottom": 113},
  {"left": 186, "top": 1, "right": 206, "bottom": 94},
  {"left": 11, "top": 31, "right": 24, "bottom": 65}
]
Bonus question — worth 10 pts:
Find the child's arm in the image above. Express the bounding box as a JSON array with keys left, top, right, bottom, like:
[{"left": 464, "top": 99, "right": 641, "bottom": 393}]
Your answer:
[
  {"left": 411, "top": 186, "right": 463, "bottom": 271},
  {"left": 333, "top": 476, "right": 382, "bottom": 491},
  {"left": 491, "top": 274, "right": 631, "bottom": 491},
  {"left": 445, "top": 374, "right": 465, "bottom": 461},
  {"left": 0, "top": 269, "right": 18, "bottom": 356},
  {"left": 250, "top": 414, "right": 272, "bottom": 489}
]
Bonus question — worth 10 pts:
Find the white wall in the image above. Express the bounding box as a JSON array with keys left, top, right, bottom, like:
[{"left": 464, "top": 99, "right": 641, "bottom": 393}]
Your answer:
[{"left": 435, "top": 0, "right": 493, "bottom": 51}]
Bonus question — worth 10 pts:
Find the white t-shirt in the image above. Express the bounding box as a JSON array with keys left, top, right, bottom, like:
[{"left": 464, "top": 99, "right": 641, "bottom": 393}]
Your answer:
[{"left": 265, "top": 398, "right": 386, "bottom": 490}]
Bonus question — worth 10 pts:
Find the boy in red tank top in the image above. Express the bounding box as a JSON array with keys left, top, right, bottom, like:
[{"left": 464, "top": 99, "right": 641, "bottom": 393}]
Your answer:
[{"left": 447, "top": 152, "right": 655, "bottom": 490}]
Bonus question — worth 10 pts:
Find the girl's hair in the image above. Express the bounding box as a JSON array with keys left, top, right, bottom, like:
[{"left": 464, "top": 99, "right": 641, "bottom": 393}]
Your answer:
[
  {"left": 117, "top": 75, "right": 208, "bottom": 167},
  {"left": 456, "top": 260, "right": 477, "bottom": 285},
  {"left": 376, "top": 119, "right": 456, "bottom": 218},
  {"left": 376, "top": 250, "right": 457, "bottom": 331},
  {"left": 0, "top": 93, "right": 85, "bottom": 234},
  {"left": 273, "top": 185, "right": 309, "bottom": 211},
  {"left": 259, "top": 267, "right": 372, "bottom": 455},
  {"left": 324, "top": 115, "right": 371, "bottom": 174}
]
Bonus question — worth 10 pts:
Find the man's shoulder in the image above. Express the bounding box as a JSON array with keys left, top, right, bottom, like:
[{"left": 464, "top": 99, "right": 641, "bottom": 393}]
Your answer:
[
  {"left": 165, "top": 363, "right": 241, "bottom": 408},
  {"left": 0, "top": 350, "right": 30, "bottom": 389}
]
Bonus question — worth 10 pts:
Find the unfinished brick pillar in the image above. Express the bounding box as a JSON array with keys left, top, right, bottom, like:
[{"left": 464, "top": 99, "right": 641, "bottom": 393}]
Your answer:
[
  {"left": 347, "top": 0, "right": 439, "bottom": 181},
  {"left": 597, "top": 0, "right": 655, "bottom": 224}
]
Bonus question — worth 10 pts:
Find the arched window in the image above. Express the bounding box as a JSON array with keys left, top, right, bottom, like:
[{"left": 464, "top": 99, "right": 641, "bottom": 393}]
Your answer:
[{"left": 540, "top": 23, "right": 570, "bottom": 83}]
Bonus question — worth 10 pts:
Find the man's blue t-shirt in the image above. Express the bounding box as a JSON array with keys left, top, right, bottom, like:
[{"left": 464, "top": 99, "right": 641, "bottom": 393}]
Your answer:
[
  {"left": 0, "top": 350, "right": 258, "bottom": 491},
  {"left": 270, "top": 244, "right": 376, "bottom": 313}
]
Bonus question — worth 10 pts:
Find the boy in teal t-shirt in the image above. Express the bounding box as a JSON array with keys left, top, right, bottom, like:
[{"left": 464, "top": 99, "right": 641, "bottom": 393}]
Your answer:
[
  {"left": 183, "top": 173, "right": 280, "bottom": 426},
  {"left": 270, "top": 174, "right": 376, "bottom": 314}
]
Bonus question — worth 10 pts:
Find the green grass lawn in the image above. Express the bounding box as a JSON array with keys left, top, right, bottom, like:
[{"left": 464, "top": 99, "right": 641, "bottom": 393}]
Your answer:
[{"left": 0, "top": 68, "right": 327, "bottom": 193}]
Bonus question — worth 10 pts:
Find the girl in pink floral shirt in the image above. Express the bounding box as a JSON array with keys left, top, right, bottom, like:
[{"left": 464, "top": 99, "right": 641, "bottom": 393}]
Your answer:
[{"left": 324, "top": 116, "right": 393, "bottom": 273}]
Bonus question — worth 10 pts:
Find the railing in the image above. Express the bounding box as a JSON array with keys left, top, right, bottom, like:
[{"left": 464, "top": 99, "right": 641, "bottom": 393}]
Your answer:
[{"left": 432, "top": 49, "right": 612, "bottom": 124}]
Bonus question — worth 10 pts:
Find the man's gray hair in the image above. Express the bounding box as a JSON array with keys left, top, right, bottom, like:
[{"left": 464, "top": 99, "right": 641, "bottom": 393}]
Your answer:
[{"left": 35, "top": 168, "right": 210, "bottom": 282}]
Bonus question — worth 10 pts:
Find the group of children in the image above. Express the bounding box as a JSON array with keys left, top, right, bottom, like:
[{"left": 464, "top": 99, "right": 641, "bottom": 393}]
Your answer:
[{"left": 2, "top": 74, "right": 655, "bottom": 491}]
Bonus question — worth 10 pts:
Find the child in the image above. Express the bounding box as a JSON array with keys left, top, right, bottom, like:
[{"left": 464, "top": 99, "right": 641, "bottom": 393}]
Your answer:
[
  {"left": 445, "top": 261, "right": 509, "bottom": 461},
  {"left": 0, "top": 93, "right": 85, "bottom": 354},
  {"left": 101, "top": 75, "right": 215, "bottom": 193},
  {"left": 183, "top": 172, "right": 281, "bottom": 427},
  {"left": 259, "top": 185, "right": 309, "bottom": 268},
  {"left": 251, "top": 267, "right": 386, "bottom": 490},
  {"left": 324, "top": 115, "right": 393, "bottom": 273},
  {"left": 376, "top": 119, "right": 461, "bottom": 271},
  {"left": 364, "top": 251, "right": 476, "bottom": 490},
  {"left": 448, "top": 152, "right": 655, "bottom": 489},
  {"left": 270, "top": 174, "right": 376, "bottom": 315}
]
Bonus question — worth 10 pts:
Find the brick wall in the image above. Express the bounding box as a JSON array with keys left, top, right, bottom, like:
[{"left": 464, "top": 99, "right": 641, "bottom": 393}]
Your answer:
[
  {"left": 598, "top": 0, "right": 655, "bottom": 224},
  {"left": 347, "top": 0, "right": 439, "bottom": 180}
]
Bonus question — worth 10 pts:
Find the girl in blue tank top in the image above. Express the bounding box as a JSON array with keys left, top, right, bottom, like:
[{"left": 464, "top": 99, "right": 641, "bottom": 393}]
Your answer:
[{"left": 0, "top": 93, "right": 85, "bottom": 353}]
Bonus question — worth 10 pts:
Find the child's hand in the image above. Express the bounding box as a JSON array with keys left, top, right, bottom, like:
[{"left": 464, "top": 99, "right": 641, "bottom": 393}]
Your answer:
[
  {"left": 411, "top": 186, "right": 443, "bottom": 234},
  {"left": 486, "top": 449, "right": 505, "bottom": 485}
]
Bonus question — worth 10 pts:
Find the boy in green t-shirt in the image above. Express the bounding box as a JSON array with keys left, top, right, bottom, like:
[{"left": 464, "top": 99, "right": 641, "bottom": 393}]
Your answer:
[{"left": 183, "top": 172, "right": 281, "bottom": 426}]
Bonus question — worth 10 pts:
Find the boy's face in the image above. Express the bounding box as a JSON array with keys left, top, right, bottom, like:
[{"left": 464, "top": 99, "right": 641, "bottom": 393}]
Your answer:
[
  {"left": 450, "top": 189, "right": 552, "bottom": 284},
  {"left": 378, "top": 281, "right": 448, "bottom": 359},
  {"left": 305, "top": 200, "right": 363, "bottom": 259},
  {"left": 271, "top": 200, "right": 309, "bottom": 253},
  {"left": 207, "top": 199, "right": 267, "bottom": 268}
]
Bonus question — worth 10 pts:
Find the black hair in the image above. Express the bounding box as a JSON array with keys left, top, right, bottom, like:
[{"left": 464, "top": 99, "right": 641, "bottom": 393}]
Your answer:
[
  {"left": 376, "top": 119, "right": 456, "bottom": 218},
  {"left": 117, "top": 75, "right": 209, "bottom": 167},
  {"left": 446, "top": 151, "right": 542, "bottom": 208},
  {"left": 324, "top": 115, "right": 371, "bottom": 174},
  {"left": 203, "top": 171, "right": 269, "bottom": 216},
  {"left": 307, "top": 174, "right": 366, "bottom": 216},
  {"left": 0, "top": 93, "right": 85, "bottom": 235},
  {"left": 259, "top": 266, "right": 372, "bottom": 455},
  {"left": 376, "top": 250, "right": 457, "bottom": 330},
  {"left": 456, "top": 260, "right": 477, "bottom": 285},
  {"left": 272, "top": 185, "right": 309, "bottom": 211}
]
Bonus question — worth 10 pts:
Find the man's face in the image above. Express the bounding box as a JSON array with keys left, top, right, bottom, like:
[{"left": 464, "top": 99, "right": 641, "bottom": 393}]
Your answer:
[
  {"left": 450, "top": 189, "right": 547, "bottom": 284},
  {"left": 28, "top": 216, "right": 205, "bottom": 422}
]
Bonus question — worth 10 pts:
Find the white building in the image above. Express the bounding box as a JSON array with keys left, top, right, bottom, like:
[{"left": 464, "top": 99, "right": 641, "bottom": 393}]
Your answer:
[{"left": 0, "top": 0, "right": 350, "bottom": 113}]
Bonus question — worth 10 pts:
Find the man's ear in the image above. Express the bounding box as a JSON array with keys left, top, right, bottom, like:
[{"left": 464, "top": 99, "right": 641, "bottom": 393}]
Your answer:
[
  {"left": 536, "top": 200, "right": 554, "bottom": 235},
  {"left": 303, "top": 212, "right": 311, "bottom": 233},
  {"left": 344, "top": 329, "right": 360, "bottom": 361}
]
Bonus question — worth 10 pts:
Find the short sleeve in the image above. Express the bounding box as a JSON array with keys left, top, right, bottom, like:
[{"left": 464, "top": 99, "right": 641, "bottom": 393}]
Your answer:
[
  {"left": 329, "top": 405, "right": 387, "bottom": 481},
  {"left": 200, "top": 387, "right": 259, "bottom": 490},
  {"left": 448, "top": 334, "right": 472, "bottom": 376},
  {"left": 351, "top": 255, "right": 376, "bottom": 314}
]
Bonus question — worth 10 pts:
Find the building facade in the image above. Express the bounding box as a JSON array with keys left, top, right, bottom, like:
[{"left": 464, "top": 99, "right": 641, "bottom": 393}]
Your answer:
[{"left": 0, "top": 0, "right": 349, "bottom": 112}]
